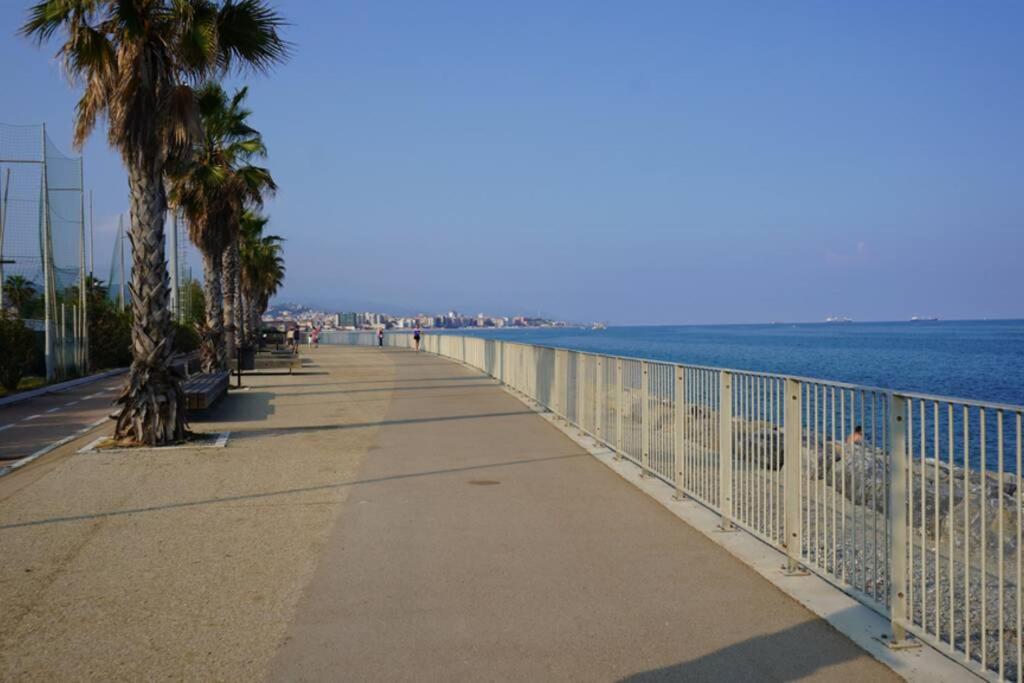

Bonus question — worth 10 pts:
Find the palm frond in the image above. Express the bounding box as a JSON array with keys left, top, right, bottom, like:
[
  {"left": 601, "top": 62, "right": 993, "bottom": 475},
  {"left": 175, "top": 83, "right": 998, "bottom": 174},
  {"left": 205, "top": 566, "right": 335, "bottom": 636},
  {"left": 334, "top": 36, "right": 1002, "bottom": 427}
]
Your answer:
[{"left": 215, "top": 0, "right": 290, "bottom": 74}]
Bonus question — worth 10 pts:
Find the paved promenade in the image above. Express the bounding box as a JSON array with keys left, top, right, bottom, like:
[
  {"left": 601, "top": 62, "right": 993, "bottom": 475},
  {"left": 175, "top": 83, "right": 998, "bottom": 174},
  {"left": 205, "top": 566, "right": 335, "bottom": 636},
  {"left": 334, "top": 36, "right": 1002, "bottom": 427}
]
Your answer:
[{"left": 0, "top": 346, "right": 899, "bottom": 681}]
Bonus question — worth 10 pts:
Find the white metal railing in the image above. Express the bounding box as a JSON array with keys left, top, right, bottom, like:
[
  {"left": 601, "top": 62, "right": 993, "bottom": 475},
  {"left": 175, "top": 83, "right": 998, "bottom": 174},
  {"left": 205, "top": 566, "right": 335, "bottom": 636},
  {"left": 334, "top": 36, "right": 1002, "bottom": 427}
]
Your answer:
[{"left": 323, "top": 330, "right": 1022, "bottom": 681}]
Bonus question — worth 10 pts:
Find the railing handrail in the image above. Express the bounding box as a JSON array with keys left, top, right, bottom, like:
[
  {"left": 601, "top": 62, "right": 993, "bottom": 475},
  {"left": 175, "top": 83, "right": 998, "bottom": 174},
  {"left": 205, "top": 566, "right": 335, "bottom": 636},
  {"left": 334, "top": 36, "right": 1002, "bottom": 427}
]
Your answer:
[{"left": 408, "top": 332, "right": 1024, "bottom": 414}]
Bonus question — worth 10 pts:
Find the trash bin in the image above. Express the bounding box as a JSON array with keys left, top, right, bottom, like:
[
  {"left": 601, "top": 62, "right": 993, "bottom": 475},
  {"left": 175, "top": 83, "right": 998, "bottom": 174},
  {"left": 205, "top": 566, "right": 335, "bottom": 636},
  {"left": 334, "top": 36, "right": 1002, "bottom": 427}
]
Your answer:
[{"left": 238, "top": 345, "right": 257, "bottom": 371}]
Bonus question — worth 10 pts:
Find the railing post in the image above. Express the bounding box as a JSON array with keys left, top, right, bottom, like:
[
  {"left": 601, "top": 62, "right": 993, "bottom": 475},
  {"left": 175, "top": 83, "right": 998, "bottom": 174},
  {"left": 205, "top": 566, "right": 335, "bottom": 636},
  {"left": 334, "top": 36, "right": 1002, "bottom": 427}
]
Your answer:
[
  {"left": 595, "top": 358, "right": 604, "bottom": 439},
  {"left": 674, "top": 365, "right": 687, "bottom": 500},
  {"left": 718, "top": 371, "right": 734, "bottom": 530},
  {"left": 887, "top": 393, "right": 919, "bottom": 648},
  {"left": 576, "top": 354, "right": 585, "bottom": 434},
  {"left": 783, "top": 378, "right": 808, "bottom": 574},
  {"left": 561, "top": 350, "right": 569, "bottom": 419},
  {"left": 498, "top": 341, "right": 504, "bottom": 384},
  {"left": 641, "top": 361, "right": 650, "bottom": 476},
  {"left": 552, "top": 349, "right": 561, "bottom": 416},
  {"left": 615, "top": 359, "right": 623, "bottom": 461}
]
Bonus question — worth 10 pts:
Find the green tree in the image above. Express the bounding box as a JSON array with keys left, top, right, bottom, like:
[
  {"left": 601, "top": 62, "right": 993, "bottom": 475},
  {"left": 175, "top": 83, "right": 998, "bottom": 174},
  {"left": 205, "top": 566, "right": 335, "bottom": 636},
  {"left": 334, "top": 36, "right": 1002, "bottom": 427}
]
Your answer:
[
  {"left": 89, "top": 301, "right": 133, "bottom": 370},
  {"left": 23, "top": 0, "right": 288, "bottom": 445},
  {"left": 239, "top": 210, "right": 284, "bottom": 346},
  {"left": 3, "top": 275, "right": 39, "bottom": 317},
  {"left": 0, "top": 313, "right": 38, "bottom": 391},
  {"left": 169, "top": 83, "right": 276, "bottom": 371},
  {"left": 183, "top": 279, "right": 206, "bottom": 329}
]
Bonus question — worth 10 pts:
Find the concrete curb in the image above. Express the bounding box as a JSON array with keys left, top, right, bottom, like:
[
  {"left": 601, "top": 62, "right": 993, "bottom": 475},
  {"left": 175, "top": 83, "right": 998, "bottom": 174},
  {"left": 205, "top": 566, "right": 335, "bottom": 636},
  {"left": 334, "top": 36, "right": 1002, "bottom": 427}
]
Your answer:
[
  {"left": 497, "top": 383, "right": 981, "bottom": 683},
  {"left": 0, "top": 368, "right": 126, "bottom": 408}
]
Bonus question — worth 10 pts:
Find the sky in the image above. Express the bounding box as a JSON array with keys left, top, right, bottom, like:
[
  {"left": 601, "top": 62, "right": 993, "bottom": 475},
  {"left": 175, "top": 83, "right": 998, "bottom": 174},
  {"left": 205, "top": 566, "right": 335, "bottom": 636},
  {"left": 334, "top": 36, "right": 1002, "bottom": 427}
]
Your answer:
[{"left": 1, "top": 1, "right": 1021, "bottom": 325}]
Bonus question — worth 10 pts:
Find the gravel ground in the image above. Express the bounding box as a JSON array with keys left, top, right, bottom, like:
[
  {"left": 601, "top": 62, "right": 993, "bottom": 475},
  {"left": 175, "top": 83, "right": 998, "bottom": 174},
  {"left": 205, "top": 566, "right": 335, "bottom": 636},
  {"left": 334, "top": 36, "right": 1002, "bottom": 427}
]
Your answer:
[{"left": 0, "top": 348, "right": 394, "bottom": 681}]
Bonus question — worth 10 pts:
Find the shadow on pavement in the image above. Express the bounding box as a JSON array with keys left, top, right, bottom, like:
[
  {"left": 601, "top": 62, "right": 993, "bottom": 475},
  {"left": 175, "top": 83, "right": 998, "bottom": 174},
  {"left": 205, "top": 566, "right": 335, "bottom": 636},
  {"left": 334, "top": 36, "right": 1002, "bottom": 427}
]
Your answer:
[
  {"left": 193, "top": 391, "right": 276, "bottom": 423},
  {"left": 339, "top": 376, "right": 491, "bottom": 385},
  {"left": 268, "top": 383, "right": 496, "bottom": 399},
  {"left": 229, "top": 409, "right": 538, "bottom": 441},
  {"left": 0, "top": 451, "right": 587, "bottom": 531},
  {"left": 619, "top": 609, "right": 866, "bottom": 682}
]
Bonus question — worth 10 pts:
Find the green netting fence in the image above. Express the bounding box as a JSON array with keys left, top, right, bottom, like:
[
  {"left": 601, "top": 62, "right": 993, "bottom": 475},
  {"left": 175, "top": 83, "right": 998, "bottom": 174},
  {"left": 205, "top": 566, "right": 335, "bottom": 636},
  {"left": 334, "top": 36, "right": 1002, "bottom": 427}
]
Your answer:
[{"left": 0, "top": 123, "right": 88, "bottom": 381}]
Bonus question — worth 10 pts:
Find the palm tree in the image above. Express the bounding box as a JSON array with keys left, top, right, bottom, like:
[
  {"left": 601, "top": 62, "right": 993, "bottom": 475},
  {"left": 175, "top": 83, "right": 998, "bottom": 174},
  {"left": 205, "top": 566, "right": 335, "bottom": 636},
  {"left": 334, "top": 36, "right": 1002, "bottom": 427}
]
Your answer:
[
  {"left": 23, "top": 1, "right": 287, "bottom": 445},
  {"left": 237, "top": 210, "right": 269, "bottom": 345},
  {"left": 169, "top": 83, "right": 275, "bottom": 372},
  {"left": 2, "top": 275, "right": 38, "bottom": 316},
  {"left": 239, "top": 213, "right": 284, "bottom": 347}
]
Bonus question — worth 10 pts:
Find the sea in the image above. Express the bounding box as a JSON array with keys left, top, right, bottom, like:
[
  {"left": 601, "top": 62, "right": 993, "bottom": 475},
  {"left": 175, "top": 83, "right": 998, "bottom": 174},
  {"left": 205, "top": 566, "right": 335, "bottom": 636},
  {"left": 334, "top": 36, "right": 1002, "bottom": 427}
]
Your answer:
[{"left": 447, "top": 319, "right": 1024, "bottom": 408}]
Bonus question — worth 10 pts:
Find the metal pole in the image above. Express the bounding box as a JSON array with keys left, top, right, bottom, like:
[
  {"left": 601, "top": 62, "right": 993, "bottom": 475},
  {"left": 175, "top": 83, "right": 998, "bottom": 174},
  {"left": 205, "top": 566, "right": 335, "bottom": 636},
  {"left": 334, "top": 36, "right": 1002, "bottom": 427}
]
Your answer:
[
  {"left": 89, "top": 190, "right": 94, "bottom": 277},
  {"left": 60, "top": 303, "right": 67, "bottom": 377},
  {"left": 674, "top": 366, "right": 687, "bottom": 500},
  {"left": 641, "top": 361, "right": 650, "bottom": 476},
  {"left": 72, "top": 304, "right": 78, "bottom": 372},
  {"left": 41, "top": 124, "right": 55, "bottom": 381},
  {"left": 0, "top": 169, "right": 9, "bottom": 311},
  {"left": 719, "top": 371, "right": 735, "bottom": 530},
  {"left": 887, "top": 394, "right": 918, "bottom": 648},
  {"left": 576, "top": 353, "right": 585, "bottom": 434},
  {"left": 615, "top": 359, "right": 623, "bottom": 461},
  {"left": 783, "top": 378, "right": 808, "bottom": 574},
  {"left": 79, "top": 157, "right": 88, "bottom": 373}
]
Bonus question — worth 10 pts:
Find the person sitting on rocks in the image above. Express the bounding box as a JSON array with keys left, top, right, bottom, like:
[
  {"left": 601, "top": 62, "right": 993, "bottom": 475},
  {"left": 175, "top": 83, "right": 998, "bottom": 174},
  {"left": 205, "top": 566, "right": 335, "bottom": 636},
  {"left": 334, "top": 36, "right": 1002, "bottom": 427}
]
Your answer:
[{"left": 846, "top": 425, "right": 863, "bottom": 446}]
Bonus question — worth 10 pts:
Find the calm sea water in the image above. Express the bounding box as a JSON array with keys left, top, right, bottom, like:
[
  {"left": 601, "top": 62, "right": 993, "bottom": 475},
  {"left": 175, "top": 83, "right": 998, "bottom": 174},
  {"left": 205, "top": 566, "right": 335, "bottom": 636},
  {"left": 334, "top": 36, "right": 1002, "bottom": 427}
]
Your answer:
[{"left": 449, "top": 320, "right": 1024, "bottom": 407}]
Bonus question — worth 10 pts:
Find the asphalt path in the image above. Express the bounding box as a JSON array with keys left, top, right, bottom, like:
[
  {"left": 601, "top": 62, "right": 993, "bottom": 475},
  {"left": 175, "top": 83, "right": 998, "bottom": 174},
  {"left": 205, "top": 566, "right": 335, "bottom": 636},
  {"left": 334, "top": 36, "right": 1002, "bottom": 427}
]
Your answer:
[{"left": 0, "top": 374, "right": 124, "bottom": 463}]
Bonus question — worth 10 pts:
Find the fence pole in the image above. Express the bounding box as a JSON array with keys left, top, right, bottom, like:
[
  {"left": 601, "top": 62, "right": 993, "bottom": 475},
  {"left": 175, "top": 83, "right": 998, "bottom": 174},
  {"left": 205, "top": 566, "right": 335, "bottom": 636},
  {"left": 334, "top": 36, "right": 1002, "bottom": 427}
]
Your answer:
[
  {"left": 674, "top": 366, "right": 687, "bottom": 500},
  {"left": 576, "top": 354, "right": 585, "bottom": 434},
  {"left": 719, "top": 371, "right": 735, "bottom": 530},
  {"left": 78, "top": 157, "right": 88, "bottom": 373},
  {"left": 41, "top": 124, "right": 55, "bottom": 381},
  {"left": 498, "top": 341, "right": 504, "bottom": 384},
  {"left": 615, "top": 359, "right": 623, "bottom": 461},
  {"left": 641, "top": 361, "right": 650, "bottom": 476},
  {"left": 783, "top": 378, "right": 808, "bottom": 574},
  {"left": 596, "top": 358, "right": 604, "bottom": 439},
  {"left": 887, "top": 394, "right": 919, "bottom": 648},
  {"left": 555, "top": 349, "right": 566, "bottom": 419}
]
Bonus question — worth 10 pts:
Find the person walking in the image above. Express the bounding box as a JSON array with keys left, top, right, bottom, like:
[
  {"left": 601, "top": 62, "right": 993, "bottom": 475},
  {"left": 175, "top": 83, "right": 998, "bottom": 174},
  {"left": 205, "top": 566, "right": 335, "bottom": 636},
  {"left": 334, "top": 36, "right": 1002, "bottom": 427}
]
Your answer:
[
  {"left": 377, "top": 327, "right": 385, "bottom": 347},
  {"left": 413, "top": 326, "right": 422, "bottom": 352}
]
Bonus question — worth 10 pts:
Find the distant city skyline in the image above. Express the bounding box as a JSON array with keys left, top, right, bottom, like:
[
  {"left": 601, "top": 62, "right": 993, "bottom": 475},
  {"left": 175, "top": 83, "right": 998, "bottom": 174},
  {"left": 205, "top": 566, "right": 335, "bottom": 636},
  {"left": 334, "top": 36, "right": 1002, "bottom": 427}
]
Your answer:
[
  {"left": 270, "top": 299, "right": 1022, "bottom": 328},
  {"left": 3, "top": 2, "right": 1022, "bottom": 324}
]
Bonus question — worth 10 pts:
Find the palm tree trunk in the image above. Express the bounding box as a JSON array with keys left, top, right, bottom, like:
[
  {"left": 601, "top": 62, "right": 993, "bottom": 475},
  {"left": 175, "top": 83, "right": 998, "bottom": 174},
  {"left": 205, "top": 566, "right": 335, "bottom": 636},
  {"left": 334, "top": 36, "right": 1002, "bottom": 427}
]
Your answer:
[
  {"left": 201, "top": 249, "right": 225, "bottom": 372},
  {"left": 239, "top": 287, "right": 249, "bottom": 347},
  {"left": 222, "top": 239, "right": 239, "bottom": 362},
  {"left": 251, "top": 294, "right": 262, "bottom": 348},
  {"left": 113, "top": 162, "right": 187, "bottom": 445}
]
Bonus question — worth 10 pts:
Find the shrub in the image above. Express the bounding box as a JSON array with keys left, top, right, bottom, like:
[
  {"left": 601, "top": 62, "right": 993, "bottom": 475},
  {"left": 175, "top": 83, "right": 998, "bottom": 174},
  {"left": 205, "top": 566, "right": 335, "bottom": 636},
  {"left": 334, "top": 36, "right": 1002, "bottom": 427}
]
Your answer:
[
  {"left": 89, "top": 303, "right": 132, "bottom": 370},
  {"left": 0, "top": 314, "right": 38, "bottom": 391},
  {"left": 172, "top": 322, "right": 200, "bottom": 355}
]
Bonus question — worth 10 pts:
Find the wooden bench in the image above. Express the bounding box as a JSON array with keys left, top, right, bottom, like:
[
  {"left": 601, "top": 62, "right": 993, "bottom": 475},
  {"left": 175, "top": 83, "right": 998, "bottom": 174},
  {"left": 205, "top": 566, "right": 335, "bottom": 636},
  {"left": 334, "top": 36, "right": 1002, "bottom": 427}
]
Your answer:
[
  {"left": 183, "top": 371, "right": 230, "bottom": 410},
  {"left": 231, "top": 353, "right": 301, "bottom": 374},
  {"left": 171, "top": 351, "right": 201, "bottom": 378}
]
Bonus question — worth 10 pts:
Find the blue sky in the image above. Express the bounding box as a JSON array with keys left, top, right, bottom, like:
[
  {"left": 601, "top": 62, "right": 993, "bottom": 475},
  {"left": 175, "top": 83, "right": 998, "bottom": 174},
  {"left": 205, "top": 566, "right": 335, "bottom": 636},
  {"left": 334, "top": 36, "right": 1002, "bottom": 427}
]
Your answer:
[{"left": 3, "top": 1, "right": 1022, "bottom": 324}]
